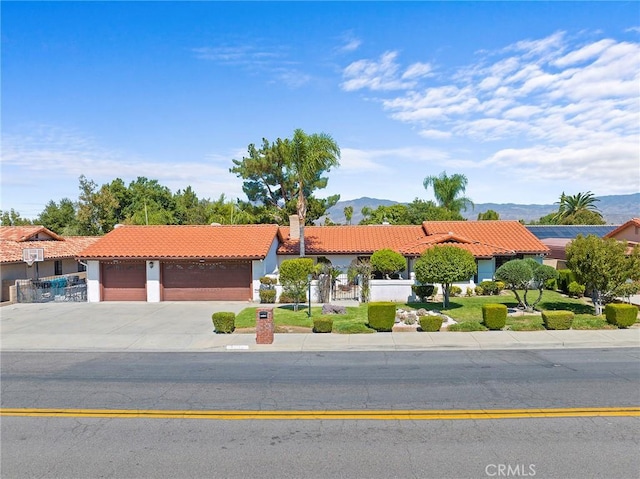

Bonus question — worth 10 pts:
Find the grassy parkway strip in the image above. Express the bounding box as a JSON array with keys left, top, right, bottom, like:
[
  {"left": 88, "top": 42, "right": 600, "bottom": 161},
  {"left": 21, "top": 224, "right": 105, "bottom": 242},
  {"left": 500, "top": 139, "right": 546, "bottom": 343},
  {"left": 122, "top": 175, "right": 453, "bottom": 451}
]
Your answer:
[{"left": 1, "top": 407, "right": 639, "bottom": 420}]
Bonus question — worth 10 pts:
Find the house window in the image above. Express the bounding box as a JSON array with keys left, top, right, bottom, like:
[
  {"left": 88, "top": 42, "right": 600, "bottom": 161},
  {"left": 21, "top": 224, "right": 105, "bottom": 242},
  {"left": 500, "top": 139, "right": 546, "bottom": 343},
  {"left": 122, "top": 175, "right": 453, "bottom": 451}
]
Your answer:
[
  {"left": 54, "top": 260, "right": 63, "bottom": 276},
  {"left": 77, "top": 262, "right": 86, "bottom": 272}
]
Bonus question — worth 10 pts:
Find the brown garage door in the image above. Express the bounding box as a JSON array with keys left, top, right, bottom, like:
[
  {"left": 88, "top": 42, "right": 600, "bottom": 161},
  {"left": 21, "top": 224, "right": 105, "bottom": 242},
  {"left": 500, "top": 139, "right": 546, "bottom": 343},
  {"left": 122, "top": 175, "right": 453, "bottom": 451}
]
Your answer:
[
  {"left": 162, "top": 261, "right": 252, "bottom": 301},
  {"left": 102, "top": 261, "right": 146, "bottom": 301}
]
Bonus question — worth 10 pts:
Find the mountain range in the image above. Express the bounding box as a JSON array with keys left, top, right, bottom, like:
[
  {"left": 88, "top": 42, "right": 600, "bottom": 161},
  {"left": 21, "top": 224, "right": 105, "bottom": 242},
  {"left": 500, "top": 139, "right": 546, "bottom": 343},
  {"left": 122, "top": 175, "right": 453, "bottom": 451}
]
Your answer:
[{"left": 321, "top": 193, "right": 639, "bottom": 225}]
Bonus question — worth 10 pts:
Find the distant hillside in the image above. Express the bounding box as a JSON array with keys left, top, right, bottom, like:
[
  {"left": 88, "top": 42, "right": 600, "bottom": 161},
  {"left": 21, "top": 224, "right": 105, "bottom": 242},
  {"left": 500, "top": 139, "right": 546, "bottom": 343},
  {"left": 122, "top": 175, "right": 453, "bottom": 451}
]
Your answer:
[{"left": 321, "top": 193, "right": 639, "bottom": 225}]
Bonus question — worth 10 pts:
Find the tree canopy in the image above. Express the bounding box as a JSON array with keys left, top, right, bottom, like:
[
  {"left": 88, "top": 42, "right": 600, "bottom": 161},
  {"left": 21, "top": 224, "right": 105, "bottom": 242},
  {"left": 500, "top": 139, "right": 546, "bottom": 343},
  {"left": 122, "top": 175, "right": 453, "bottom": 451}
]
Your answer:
[
  {"left": 414, "top": 246, "right": 476, "bottom": 308},
  {"left": 423, "top": 171, "right": 473, "bottom": 215},
  {"left": 230, "top": 130, "right": 340, "bottom": 231},
  {"left": 566, "top": 235, "right": 640, "bottom": 314}
]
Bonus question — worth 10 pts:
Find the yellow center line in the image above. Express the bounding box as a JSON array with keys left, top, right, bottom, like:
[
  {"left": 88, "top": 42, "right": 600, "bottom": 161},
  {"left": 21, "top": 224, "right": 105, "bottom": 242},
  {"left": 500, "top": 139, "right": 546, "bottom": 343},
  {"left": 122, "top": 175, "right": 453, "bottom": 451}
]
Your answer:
[{"left": 1, "top": 407, "right": 639, "bottom": 420}]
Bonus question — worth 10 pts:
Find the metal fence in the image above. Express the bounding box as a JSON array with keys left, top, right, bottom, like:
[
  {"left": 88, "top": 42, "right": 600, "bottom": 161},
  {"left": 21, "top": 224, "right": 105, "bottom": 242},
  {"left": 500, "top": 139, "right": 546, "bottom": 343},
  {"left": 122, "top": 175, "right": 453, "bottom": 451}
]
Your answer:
[
  {"left": 331, "top": 273, "right": 360, "bottom": 301},
  {"left": 16, "top": 276, "right": 87, "bottom": 303}
]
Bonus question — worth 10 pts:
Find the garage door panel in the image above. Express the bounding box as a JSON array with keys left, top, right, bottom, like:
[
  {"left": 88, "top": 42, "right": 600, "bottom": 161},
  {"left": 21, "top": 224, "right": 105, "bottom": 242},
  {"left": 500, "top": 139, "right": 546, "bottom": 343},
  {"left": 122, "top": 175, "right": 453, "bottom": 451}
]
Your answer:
[
  {"left": 162, "top": 261, "right": 251, "bottom": 301},
  {"left": 102, "top": 262, "right": 146, "bottom": 301}
]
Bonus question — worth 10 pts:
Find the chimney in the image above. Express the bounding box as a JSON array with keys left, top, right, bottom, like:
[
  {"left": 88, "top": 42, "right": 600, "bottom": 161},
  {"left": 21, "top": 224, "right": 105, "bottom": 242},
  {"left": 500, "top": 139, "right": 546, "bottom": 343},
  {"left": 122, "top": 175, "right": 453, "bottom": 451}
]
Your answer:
[{"left": 289, "top": 215, "right": 300, "bottom": 239}]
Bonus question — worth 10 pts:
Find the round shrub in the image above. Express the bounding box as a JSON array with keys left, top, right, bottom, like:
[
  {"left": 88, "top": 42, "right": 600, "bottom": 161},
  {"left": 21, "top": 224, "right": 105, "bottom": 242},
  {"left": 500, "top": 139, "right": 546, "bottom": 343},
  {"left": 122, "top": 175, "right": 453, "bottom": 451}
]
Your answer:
[
  {"left": 474, "top": 285, "right": 484, "bottom": 296},
  {"left": 482, "top": 304, "right": 507, "bottom": 330},
  {"left": 479, "top": 281, "right": 498, "bottom": 295},
  {"left": 419, "top": 315, "right": 443, "bottom": 332},
  {"left": 449, "top": 285, "right": 462, "bottom": 297},
  {"left": 568, "top": 281, "right": 586, "bottom": 298},
  {"left": 259, "top": 289, "right": 276, "bottom": 303},
  {"left": 212, "top": 312, "right": 236, "bottom": 334},
  {"left": 605, "top": 303, "right": 638, "bottom": 329},
  {"left": 313, "top": 317, "right": 334, "bottom": 333}
]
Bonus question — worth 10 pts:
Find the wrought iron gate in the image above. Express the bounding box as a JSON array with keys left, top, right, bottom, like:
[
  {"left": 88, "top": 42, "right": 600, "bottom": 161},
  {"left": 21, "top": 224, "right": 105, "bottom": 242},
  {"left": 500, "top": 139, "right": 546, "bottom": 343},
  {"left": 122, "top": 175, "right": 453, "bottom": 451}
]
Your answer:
[{"left": 331, "top": 273, "right": 360, "bottom": 301}]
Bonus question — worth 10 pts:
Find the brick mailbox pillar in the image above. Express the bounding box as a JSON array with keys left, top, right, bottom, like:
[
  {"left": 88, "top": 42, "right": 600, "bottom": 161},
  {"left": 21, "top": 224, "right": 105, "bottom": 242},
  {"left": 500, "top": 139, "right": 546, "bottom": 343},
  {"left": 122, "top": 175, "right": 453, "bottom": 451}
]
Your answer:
[{"left": 256, "top": 307, "right": 274, "bottom": 344}]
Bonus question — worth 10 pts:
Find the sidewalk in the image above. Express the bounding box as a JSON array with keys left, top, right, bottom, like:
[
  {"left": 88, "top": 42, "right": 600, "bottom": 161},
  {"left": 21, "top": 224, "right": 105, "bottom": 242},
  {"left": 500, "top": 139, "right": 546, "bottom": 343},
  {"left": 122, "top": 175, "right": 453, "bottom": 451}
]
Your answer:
[{"left": 1, "top": 302, "right": 638, "bottom": 353}]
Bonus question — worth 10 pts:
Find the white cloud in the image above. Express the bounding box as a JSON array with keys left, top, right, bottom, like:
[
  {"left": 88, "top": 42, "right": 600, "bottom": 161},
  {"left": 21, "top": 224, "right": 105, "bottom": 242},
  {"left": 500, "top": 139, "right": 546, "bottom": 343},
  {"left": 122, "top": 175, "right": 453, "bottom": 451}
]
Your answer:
[
  {"left": 402, "top": 62, "right": 433, "bottom": 80},
  {"left": 2, "top": 126, "right": 246, "bottom": 205},
  {"left": 341, "top": 51, "right": 433, "bottom": 91},
  {"left": 343, "top": 31, "right": 640, "bottom": 196}
]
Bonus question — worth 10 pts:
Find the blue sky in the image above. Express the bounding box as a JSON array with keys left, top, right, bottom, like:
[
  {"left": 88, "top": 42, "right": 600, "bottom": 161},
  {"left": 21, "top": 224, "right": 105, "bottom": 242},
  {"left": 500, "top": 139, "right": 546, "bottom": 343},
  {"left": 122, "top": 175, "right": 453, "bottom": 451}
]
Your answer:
[{"left": 2, "top": 1, "right": 639, "bottom": 219}]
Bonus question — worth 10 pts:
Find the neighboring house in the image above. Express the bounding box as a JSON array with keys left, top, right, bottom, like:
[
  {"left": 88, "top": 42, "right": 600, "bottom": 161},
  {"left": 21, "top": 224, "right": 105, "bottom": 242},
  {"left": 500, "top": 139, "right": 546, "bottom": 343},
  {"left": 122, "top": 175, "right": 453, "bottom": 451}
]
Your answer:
[
  {"left": 0, "top": 226, "right": 99, "bottom": 302},
  {"left": 76, "top": 224, "right": 280, "bottom": 302},
  {"left": 77, "top": 220, "right": 549, "bottom": 303},
  {"left": 604, "top": 218, "right": 640, "bottom": 246}
]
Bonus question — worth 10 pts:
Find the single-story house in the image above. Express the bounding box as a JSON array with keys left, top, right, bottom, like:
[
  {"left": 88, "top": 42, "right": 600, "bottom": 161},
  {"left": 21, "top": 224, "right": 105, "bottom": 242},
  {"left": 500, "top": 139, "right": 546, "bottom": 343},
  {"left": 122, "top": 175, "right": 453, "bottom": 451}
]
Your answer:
[
  {"left": 77, "top": 220, "right": 548, "bottom": 302},
  {"left": 77, "top": 224, "right": 281, "bottom": 302},
  {"left": 0, "top": 226, "right": 99, "bottom": 302}
]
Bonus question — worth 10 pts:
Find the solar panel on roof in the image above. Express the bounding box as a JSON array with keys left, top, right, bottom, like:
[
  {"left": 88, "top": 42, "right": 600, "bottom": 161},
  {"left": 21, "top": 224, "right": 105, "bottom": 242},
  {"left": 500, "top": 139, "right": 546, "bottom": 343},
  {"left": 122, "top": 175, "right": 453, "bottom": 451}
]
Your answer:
[{"left": 526, "top": 225, "right": 619, "bottom": 239}]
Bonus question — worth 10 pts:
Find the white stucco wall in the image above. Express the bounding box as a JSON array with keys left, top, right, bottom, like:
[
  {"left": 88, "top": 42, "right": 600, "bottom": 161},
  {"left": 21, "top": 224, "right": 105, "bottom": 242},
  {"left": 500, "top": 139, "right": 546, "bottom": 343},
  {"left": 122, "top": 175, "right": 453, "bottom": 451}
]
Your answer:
[
  {"left": 369, "top": 279, "right": 415, "bottom": 302},
  {"left": 146, "top": 260, "right": 160, "bottom": 302},
  {"left": 86, "top": 260, "right": 101, "bottom": 302},
  {"left": 251, "top": 238, "right": 280, "bottom": 301}
]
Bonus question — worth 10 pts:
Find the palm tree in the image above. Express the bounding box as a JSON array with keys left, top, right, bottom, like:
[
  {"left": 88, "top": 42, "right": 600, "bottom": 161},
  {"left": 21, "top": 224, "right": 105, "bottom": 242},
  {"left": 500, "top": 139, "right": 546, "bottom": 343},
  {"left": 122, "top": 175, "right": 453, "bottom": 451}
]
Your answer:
[
  {"left": 289, "top": 129, "right": 340, "bottom": 256},
  {"left": 553, "top": 191, "right": 601, "bottom": 223},
  {"left": 423, "top": 171, "right": 474, "bottom": 215},
  {"left": 344, "top": 205, "right": 354, "bottom": 225}
]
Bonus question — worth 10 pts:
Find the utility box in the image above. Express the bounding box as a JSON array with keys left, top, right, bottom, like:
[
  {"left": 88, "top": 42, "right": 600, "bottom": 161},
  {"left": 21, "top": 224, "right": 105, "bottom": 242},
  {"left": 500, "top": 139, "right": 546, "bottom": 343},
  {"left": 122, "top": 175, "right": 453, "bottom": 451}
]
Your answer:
[{"left": 256, "top": 307, "right": 274, "bottom": 344}]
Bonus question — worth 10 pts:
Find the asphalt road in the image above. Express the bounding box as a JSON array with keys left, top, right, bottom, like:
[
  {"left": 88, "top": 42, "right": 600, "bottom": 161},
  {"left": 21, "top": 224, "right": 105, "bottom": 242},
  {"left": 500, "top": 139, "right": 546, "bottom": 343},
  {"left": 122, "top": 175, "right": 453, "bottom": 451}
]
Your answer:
[{"left": 2, "top": 349, "right": 639, "bottom": 478}]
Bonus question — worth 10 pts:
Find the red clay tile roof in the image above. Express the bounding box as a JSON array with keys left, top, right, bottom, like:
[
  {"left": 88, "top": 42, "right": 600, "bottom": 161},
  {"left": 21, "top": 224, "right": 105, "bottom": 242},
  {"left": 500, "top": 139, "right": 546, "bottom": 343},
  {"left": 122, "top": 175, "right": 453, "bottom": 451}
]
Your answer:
[
  {"left": 604, "top": 218, "right": 640, "bottom": 239},
  {"left": 277, "top": 225, "right": 427, "bottom": 255},
  {"left": 1, "top": 236, "right": 100, "bottom": 263},
  {"left": 422, "top": 221, "right": 549, "bottom": 256},
  {"left": 77, "top": 224, "right": 280, "bottom": 260},
  {"left": 277, "top": 222, "right": 549, "bottom": 258},
  {"left": 0, "top": 225, "right": 63, "bottom": 242},
  {"left": 398, "top": 232, "right": 515, "bottom": 258}
]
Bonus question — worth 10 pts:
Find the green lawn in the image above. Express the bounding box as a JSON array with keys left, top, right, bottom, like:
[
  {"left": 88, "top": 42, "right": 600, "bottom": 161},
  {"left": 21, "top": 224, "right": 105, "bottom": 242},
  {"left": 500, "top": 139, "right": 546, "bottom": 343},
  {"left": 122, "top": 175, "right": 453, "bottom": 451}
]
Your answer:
[{"left": 234, "top": 291, "right": 633, "bottom": 333}]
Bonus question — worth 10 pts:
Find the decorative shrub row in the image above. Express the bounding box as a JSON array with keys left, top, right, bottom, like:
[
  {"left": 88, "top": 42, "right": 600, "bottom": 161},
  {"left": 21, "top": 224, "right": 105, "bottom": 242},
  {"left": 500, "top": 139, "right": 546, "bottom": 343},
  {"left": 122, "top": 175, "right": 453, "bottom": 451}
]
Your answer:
[
  {"left": 419, "top": 315, "right": 443, "bottom": 332},
  {"left": 481, "top": 304, "right": 507, "bottom": 330},
  {"left": 212, "top": 312, "right": 236, "bottom": 334},
  {"left": 367, "top": 302, "right": 396, "bottom": 332},
  {"left": 412, "top": 284, "right": 435, "bottom": 302},
  {"left": 605, "top": 304, "right": 638, "bottom": 329},
  {"left": 476, "top": 281, "right": 505, "bottom": 296},
  {"left": 542, "top": 310, "right": 574, "bottom": 330},
  {"left": 313, "top": 317, "right": 334, "bottom": 333},
  {"left": 259, "top": 289, "right": 276, "bottom": 303}
]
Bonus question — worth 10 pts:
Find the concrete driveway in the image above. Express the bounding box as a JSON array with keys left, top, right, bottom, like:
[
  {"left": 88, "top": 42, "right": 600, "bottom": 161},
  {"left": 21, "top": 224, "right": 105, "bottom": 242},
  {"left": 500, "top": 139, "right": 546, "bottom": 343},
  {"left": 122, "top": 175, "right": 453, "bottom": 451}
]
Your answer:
[
  {"left": 2, "top": 301, "right": 639, "bottom": 352},
  {"left": 0, "top": 301, "right": 253, "bottom": 351}
]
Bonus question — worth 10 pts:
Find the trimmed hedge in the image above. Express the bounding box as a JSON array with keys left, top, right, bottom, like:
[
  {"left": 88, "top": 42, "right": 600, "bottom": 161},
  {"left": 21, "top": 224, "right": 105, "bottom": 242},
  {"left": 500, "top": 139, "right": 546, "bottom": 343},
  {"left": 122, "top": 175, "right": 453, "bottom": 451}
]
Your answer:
[
  {"left": 605, "top": 303, "right": 638, "bottom": 329},
  {"left": 482, "top": 304, "right": 507, "bottom": 330},
  {"left": 419, "top": 315, "right": 443, "bottom": 332},
  {"left": 212, "top": 312, "right": 236, "bottom": 334},
  {"left": 313, "top": 317, "right": 334, "bottom": 333},
  {"left": 259, "top": 289, "right": 276, "bottom": 303},
  {"left": 367, "top": 302, "right": 396, "bottom": 332},
  {"left": 542, "top": 310, "right": 574, "bottom": 330},
  {"left": 479, "top": 281, "right": 499, "bottom": 295}
]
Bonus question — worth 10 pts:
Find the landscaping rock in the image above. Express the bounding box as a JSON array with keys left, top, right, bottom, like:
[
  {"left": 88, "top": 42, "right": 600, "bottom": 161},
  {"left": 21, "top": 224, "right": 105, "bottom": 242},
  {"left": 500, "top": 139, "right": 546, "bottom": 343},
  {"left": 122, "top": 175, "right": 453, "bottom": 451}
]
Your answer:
[{"left": 322, "top": 304, "right": 347, "bottom": 315}]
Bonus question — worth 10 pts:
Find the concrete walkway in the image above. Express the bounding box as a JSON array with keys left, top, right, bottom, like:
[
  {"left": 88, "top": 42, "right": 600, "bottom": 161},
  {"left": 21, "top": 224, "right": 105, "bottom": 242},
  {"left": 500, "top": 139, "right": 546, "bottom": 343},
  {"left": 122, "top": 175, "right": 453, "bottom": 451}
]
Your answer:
[{"left": 1, "top": 302, "right": 638, "bottom": 353}]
